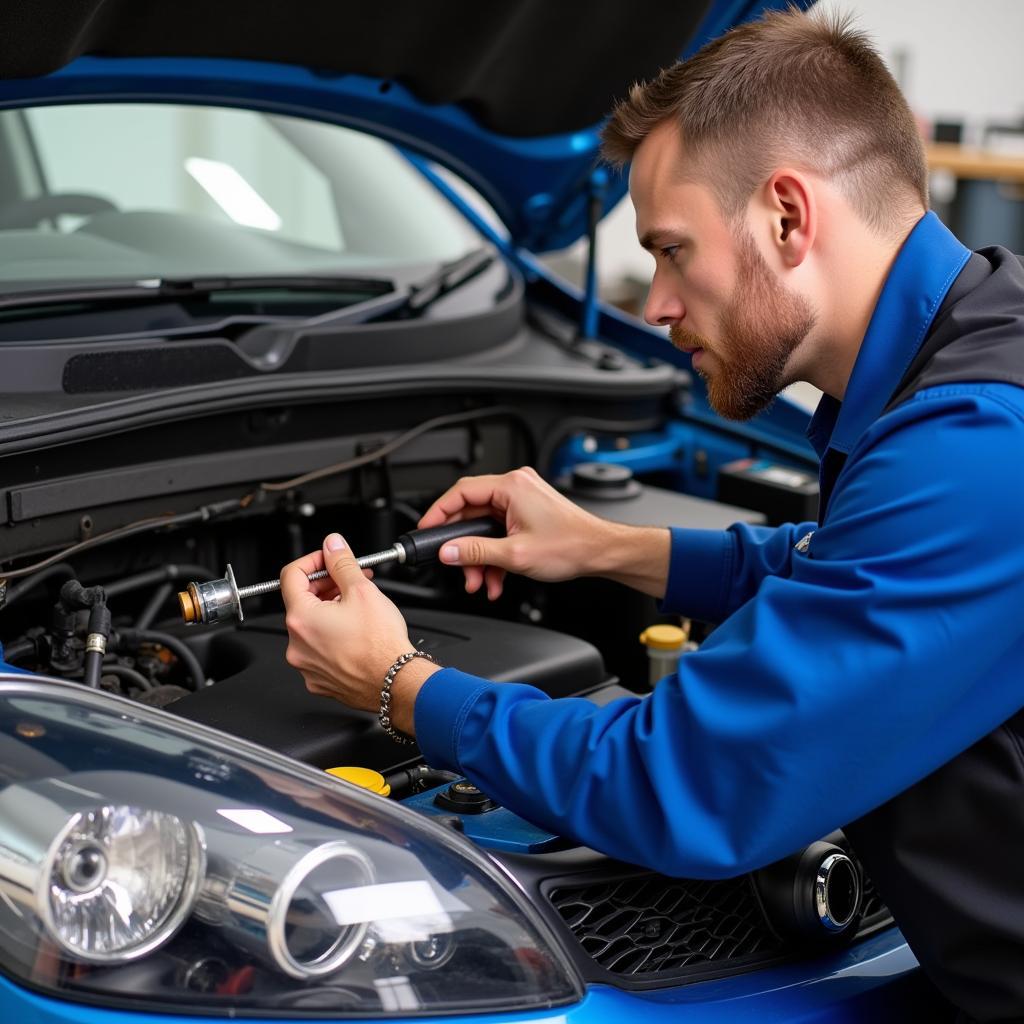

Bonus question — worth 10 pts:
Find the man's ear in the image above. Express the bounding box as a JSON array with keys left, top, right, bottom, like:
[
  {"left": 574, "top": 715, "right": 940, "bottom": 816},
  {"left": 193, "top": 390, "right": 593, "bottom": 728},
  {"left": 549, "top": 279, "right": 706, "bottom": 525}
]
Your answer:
[{"left": 760, "top": 170, "right": 816, "bottom": 268}]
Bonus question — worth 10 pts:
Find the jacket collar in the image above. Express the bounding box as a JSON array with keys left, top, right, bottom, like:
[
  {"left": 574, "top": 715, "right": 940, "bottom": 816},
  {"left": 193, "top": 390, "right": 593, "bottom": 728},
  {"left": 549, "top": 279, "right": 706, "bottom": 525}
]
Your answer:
[{"left": 806, "top": 211, "right": 971, "bottom": 460}]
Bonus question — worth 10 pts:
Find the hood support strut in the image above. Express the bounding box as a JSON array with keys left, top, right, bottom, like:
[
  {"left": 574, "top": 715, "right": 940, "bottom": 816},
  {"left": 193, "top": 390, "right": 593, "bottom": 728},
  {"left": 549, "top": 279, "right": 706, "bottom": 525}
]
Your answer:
[{"left": 580, "top": 167, "right": 608, "bottom": 340}]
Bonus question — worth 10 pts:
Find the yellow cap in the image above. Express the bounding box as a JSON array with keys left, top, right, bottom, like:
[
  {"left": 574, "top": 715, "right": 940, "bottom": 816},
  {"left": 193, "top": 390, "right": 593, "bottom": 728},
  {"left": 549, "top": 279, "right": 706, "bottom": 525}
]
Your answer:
[
  {"left": 326, "top": 766, "right": 391, "bottom": 797},
  {"left": 639, "top": 625, "right": 687, "bottom": 652}
]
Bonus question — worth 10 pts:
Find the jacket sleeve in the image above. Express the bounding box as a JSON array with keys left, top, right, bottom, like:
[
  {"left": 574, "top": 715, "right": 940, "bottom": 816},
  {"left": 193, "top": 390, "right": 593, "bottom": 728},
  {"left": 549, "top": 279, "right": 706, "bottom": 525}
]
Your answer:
[
  {"left": 415, "top": 387, "right": 1024, "bottom": 877},
  {"left": 659, "top": 519, "right": 817, "bottom": 622}
]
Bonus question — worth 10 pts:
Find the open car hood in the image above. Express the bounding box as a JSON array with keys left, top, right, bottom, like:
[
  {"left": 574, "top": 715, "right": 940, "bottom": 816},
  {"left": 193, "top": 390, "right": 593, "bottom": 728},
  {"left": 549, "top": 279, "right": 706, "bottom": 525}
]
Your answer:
[{"left": 0, "top": 0, "right": 808, "bottom": 251}]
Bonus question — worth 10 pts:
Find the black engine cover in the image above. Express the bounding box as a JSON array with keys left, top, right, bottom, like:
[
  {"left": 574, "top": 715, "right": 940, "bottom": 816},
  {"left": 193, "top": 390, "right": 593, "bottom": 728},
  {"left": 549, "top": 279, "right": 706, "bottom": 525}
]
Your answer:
[{"left": 169, "top": 607, "right": 608, "bottom": 770}]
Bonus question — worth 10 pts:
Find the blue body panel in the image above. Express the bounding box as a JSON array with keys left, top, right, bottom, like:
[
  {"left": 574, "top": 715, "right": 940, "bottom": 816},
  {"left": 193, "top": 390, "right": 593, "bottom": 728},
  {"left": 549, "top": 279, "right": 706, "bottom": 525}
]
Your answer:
[
  {"left": 402, "top": 783, "right": 564, "bottom": 854},
  {"left": 0, "top": 927, "right": 930, "bottom": 1023}
]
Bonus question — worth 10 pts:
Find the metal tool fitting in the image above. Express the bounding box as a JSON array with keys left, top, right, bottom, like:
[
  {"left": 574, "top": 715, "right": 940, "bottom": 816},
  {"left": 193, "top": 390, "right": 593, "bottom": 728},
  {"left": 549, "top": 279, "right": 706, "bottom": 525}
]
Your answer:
[
  {"left": 177, "top": 519, "right": 503, "bottom": 626},
  {"left": 178, "top": 564, "right": 244, "bottom": 625},
  {"left": 178, "top": 547, "right": 404, "bottom": 626}
]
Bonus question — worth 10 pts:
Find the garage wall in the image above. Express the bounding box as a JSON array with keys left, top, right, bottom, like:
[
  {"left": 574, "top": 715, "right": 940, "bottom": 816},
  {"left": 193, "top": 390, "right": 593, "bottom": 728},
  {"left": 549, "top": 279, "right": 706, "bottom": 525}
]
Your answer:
[{"left": 559, "top": 1, "right": 1024, "bottom": 300}]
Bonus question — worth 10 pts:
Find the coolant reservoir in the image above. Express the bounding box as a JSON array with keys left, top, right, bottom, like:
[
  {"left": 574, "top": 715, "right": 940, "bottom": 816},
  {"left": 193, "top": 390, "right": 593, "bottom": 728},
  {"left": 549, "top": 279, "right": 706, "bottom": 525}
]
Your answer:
[{"left": 639, "top": 624, "right": 694, "bottom": 688}]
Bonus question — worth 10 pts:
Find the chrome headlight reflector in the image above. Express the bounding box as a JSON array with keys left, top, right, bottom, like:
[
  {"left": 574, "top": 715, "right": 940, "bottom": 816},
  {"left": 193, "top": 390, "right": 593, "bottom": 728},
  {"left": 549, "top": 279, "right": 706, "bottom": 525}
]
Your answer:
[
  {"left": 0, "top": 781, "right": 204, "bottom": 964},
  {"left": 0, "top": 675, "right": 581, "bottom": 1015},
  {"left": 45, "top": 806, "right": 203, "bottom": 962},
  {"left": 201, "top": 837, "right": 374, "bottom": 979}
]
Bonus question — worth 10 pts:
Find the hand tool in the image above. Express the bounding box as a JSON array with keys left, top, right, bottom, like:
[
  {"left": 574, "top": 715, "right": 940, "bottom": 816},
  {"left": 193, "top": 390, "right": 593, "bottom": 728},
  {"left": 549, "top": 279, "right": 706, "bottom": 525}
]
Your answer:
[{"left": 177, "top": 518, "right": 503, "bottom": 625}]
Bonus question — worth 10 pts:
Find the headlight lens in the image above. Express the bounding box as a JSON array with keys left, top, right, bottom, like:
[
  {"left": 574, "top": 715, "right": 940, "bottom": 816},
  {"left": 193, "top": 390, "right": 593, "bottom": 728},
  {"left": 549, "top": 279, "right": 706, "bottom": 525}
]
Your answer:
[
  {"left": 0, "top": 675, "right": 581, "bottom": 1016},
  {"left": 45, "top": 806, "right": 203, "bottom": 961}
]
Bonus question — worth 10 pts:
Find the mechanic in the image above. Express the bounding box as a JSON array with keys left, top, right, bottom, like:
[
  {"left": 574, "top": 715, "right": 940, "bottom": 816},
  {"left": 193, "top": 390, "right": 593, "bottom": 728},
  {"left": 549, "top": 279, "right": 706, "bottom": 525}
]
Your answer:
[{"left": 281, "top": 10, "right": 1024, "bottom": 1021}]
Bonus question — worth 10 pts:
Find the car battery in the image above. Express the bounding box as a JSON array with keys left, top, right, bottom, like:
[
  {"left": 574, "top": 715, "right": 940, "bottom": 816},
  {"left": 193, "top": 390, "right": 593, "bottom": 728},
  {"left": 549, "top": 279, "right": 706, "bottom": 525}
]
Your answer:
[{"left": 716, "top": 458, "right": 819, "bottom": 526}]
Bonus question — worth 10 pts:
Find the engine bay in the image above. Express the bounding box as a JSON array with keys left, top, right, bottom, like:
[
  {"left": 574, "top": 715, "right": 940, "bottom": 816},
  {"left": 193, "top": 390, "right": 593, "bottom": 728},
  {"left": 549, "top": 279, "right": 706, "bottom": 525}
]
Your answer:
[{"left": 0, "top": 343, "right": 889, "bottom": 989}]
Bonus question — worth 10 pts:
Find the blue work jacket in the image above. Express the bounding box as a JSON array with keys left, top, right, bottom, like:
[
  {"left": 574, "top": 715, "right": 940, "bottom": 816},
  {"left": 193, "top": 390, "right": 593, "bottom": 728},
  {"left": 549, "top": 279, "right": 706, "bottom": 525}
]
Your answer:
[{"left": 414, "top": 212, "right": 1024, "bottom": 879}]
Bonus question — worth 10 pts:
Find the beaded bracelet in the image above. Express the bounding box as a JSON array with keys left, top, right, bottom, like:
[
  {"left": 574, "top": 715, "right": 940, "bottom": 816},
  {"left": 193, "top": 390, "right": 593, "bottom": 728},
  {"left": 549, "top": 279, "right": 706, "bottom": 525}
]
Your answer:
[{"left": 379, "top": 650, "right": 437, "bottom": 745}]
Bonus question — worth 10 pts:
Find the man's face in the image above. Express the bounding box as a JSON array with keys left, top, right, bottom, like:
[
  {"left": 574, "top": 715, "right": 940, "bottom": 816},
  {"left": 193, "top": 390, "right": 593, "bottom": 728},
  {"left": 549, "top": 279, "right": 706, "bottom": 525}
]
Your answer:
[{"left": 630, "top": 122, "right": 816, "bottom": 420}]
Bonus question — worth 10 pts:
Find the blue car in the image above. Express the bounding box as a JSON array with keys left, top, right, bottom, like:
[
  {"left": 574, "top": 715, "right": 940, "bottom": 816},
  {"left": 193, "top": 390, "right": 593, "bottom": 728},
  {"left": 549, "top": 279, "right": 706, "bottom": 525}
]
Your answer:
[{"left": 0, "top": 2, "right": 951, "bottom": 1021}]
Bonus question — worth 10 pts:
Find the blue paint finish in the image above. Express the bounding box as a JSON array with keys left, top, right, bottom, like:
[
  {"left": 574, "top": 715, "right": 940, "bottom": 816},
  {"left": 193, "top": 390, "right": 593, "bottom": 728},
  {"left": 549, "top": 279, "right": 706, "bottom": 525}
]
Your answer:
[
  {"left": 517, "top": 251, "right": 818, "bottom": 466},
  {"left": 0, "top": 926, "right": 928, "bottom": 1023},
  {"left": 402, "top": 784, "right": 565, "bottom": 854},
  {"left": 399, "top": 150, "right": 521, "bottom": 266},
  {"left": 549, "top": 422, "right": 759, "bottom": 503}
]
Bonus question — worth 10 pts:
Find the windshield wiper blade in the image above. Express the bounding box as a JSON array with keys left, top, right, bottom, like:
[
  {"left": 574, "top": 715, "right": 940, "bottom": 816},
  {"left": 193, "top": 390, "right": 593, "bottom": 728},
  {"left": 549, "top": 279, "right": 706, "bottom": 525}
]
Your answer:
[
  {"left": 0, "top": 274, "right": 396, "bottom": 313},
  {"left": 233, "top": 249, "right": 497, "bottom": 351},
  {"left": 400, "top": 248, "right": 495, "bottom": 315}
]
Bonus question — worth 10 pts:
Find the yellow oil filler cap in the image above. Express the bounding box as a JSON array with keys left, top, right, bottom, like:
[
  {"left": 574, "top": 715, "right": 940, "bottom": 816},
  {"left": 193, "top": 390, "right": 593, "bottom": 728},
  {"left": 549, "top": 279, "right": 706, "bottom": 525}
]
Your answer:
[
  {"left": 639, "top": 624, "right": 687, "bottom": 651},
  {"left": 326, "top": 766, "right": 391, "bottom": 797}
]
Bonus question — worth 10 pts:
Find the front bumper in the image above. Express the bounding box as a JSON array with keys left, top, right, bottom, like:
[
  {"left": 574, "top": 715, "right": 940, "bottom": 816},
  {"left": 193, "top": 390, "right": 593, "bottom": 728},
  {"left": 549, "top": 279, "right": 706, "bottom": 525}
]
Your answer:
[{"left": 0, "top": 926, "right": 947, "bottom": 1024}]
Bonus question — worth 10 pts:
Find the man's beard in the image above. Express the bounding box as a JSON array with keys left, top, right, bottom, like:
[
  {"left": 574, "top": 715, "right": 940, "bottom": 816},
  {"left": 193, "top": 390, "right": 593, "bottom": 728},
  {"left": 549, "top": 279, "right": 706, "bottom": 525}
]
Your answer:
[{"left": 670, "top": 231, "right": 816, "bottom": 420}]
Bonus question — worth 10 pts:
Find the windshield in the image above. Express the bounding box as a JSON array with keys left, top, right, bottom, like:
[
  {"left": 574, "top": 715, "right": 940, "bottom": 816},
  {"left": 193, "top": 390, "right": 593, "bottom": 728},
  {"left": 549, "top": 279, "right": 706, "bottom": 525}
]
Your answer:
[{"left": 0, "top": 103, "right": 480, "bottom": 291}]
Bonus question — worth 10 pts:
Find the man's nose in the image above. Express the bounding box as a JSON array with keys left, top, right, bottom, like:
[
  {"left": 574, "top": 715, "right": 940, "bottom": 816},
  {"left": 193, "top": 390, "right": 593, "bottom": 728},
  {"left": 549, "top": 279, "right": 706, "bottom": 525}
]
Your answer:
[{"left": 643, "top": 276, "right": 685, "bottom": 327}]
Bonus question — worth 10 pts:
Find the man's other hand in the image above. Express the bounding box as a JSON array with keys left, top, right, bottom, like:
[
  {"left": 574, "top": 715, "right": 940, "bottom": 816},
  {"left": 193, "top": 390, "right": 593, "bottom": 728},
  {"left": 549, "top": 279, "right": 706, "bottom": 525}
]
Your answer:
[
  {"left": 418, "top": 466, "right": 616, "bottom": 600},
  {"left": 280, "top": 534, "right": 439, "bottom": 730}
]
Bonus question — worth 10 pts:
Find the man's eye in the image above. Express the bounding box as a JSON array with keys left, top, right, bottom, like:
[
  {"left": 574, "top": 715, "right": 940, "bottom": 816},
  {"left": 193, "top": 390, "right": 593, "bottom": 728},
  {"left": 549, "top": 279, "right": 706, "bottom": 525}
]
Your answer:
[{"left": 659, "top": 245, "right": 680, "bottom": 263}]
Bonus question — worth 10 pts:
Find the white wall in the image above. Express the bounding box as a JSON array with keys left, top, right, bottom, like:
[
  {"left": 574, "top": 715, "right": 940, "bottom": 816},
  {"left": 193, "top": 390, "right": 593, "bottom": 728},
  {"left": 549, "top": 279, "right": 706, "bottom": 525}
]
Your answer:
[
  {"left": 816, "top": 0, "right": 1024, "bottom": 137},
  {"left": 576, "top": 1, "right": 1024, "bottom": 294}
]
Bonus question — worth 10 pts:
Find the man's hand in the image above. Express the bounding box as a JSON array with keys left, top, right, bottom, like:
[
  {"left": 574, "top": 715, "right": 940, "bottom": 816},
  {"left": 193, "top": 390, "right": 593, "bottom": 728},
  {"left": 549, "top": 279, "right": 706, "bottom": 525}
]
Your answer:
[
  {"left": 418, "top": 466, "right": 616, "bottom": 600},
  {"left": 280, "top": 534, "right": 440, "bottom": 733},
  {"left": 419, "top": 466, "right": 672, "bottom": 600}
]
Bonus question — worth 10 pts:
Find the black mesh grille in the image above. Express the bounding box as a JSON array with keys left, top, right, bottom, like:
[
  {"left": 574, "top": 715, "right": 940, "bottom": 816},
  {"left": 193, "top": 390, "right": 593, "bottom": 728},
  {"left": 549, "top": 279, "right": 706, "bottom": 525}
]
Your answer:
[
  {"left": 548, "top": 874, "right": 785, "bottom": 976},
  {"left": 549, "top": 869, "right": 894, "bottom": 981}
]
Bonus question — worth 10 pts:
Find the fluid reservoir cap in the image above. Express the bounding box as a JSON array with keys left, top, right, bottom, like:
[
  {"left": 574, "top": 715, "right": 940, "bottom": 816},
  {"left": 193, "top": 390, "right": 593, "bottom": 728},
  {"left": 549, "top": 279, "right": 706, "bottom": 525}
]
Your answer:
[
  {"left": 640, "top": 624, "right": 687, "bottom": 651},
  {"left": 326, "top": 766, "right": 391, "bottom": 797},
  {"left": 433, "top": 780, "right": 499, "bottom": 815},
  {"left": 567, "top": 462, "right": 641, "bottom": 500}
]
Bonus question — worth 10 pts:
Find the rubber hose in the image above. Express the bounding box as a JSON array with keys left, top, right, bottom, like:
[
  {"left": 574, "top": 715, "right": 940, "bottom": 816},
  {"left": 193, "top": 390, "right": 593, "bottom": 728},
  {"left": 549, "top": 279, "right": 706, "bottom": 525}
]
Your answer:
[
  {"left": 135, "top": 582, "right": 174, "bottom": 631},
  {"left": 99, "top": 663, "right": 155, "bottom": 692},
  {"left": 3, "top": 563, "right": 77, "bottom": 606},
  {"left": 105, "top": 564, "right": 216, "bottom": 599},
  {"left": 129, "top": 629, "right": 205, "bottom": 691},
  {"left": 82, "top": 649, "right": 103, "bottom": 689}
]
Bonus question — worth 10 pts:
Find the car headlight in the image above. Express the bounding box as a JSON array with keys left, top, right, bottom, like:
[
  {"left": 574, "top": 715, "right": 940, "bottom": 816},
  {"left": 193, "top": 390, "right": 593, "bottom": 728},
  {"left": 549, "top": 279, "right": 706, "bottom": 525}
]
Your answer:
[
  {"left": 0, "top": 780, "right": 205, "bottom": 963},
  {"left": 0, "top": 674, "right": 582, "bottom": 1016}
]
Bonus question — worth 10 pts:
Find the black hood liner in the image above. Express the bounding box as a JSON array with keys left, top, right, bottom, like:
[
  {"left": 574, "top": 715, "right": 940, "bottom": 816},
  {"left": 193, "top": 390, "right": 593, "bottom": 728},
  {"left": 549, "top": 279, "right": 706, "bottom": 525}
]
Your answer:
[{"left": 0, "top": 0, "right": 712, "bottom": 137}]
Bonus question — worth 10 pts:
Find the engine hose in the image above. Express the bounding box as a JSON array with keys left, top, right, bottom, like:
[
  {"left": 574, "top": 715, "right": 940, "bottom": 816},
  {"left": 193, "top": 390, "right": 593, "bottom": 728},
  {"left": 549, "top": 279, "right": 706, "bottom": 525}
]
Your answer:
[
  {"left": 105, "top": 564, "right": 217, "bottom": 599},
  {"left": 99, "top": 663, "right": 155, "bottom": 692},
  {"left": 122, "top": 629, "right": 205, "bottom": 691},
  {"left": 82, "top": 649, "right": 103, "bottom": 689},
  {"left": 383, "top": 764, "right": 460, "bottom": 799},
  {"left": 135, "top": 582, "right": 174, "bottom": 631},
  {"left": 79, "top": 593, "right": 111, "bottom": 691},
  {"left": 2, "top": 562, "right": 77, "bottom": 607}
]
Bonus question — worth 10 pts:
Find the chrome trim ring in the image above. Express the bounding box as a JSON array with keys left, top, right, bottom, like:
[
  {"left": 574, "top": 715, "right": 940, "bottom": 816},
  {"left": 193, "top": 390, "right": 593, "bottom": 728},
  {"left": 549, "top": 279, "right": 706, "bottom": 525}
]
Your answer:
[{"left": 814, "top": 852, "right": 861, "bottom": 933}]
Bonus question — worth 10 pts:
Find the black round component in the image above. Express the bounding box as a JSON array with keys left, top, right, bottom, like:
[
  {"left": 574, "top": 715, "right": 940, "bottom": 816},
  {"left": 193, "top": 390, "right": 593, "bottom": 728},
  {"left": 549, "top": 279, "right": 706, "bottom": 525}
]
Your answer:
[
  {"left": 753, "top": 840, "right": 863, "bottom": 942},
  {"left": 433, "top": 780, "right": 499, "bottom": 815},
  {"left": 596, "top": 351, "right": 625, "bottom": 371},
  {"left": 566, "top": 462, "right": 642, "bottom": 500}
]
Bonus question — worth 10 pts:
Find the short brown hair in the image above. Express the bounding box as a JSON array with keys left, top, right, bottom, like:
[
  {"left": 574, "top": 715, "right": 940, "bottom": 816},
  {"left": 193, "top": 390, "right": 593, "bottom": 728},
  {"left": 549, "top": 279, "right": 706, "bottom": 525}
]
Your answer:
[{"left": 601, "top": 7, "right": 928, "bottom": 234}]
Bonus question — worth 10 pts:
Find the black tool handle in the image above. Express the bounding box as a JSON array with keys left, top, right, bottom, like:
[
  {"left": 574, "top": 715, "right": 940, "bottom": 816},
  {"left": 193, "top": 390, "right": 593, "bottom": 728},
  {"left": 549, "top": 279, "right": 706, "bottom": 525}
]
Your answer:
[{"left": 397, "top": 518, "right": 505, "bottom": 566}]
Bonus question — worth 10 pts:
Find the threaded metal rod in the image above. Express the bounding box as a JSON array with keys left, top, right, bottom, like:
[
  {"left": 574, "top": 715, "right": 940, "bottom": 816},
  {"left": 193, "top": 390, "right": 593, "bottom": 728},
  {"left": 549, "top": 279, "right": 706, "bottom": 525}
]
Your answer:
[{"left": 235, "top": 544, "right": 403, "bottom": 600}]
